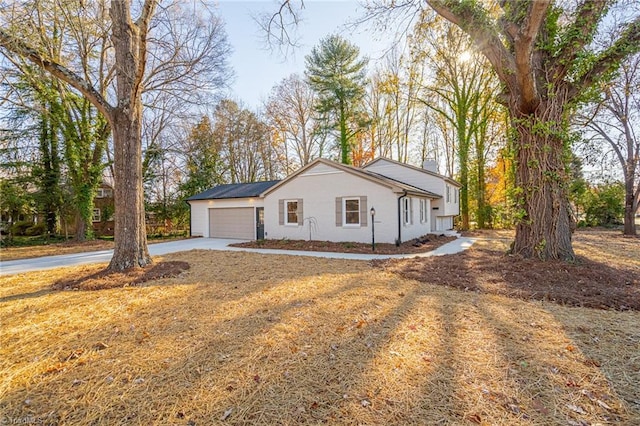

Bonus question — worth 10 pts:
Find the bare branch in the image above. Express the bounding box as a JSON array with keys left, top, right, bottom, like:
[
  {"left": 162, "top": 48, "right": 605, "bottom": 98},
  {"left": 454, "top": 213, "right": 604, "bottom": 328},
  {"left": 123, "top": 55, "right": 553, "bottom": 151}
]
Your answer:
[
  {"left": 425, "top": 0, "right": 516, "bottom": 93},
  {"left": 555, "top": 0, "right": 616, "bottom": 81},
  {"left": 0, "top": 28, "right": 113, "bottom": 121},
  {"left": 257, "top": 0, "right": 304, "bottom": 54},
  {"left": 570, "top": 16, "right": 640, "bottom": 99}
]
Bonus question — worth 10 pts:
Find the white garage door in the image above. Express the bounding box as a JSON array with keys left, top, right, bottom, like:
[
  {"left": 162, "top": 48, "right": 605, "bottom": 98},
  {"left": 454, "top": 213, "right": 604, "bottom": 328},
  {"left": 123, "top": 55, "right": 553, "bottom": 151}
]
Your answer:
[{"left": 209, "top": 208, "right": 254, "bottom": 239}]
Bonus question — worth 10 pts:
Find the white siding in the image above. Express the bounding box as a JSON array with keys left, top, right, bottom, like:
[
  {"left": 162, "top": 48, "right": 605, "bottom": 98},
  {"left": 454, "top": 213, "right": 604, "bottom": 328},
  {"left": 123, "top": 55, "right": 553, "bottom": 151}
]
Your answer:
[
  {"left": 364, "top": 159, "right": 445, "bottom": 195},
  {"left": 264, "top": 163, "right": 431, "bottom": 244},
  {"left": 189, "top": 198, "right": 263, "bottom": 237},
  {"left": 364, "top": 159, "right": 460, "bottom": 225},
  {"left": 435, "top": 216, "right": 454, "bottom": 232},
  {"left": 443, "top": 184, "right": 459, "bottom": 217}
]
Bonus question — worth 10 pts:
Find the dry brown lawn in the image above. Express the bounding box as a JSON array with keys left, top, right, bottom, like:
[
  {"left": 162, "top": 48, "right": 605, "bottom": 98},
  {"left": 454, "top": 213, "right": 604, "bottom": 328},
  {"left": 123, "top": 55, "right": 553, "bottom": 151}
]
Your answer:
[
  {"left": 384, "top": 229, "right": 639, "bottom": 310},
  {"left": 0, "top": 231, "right": 639, "bottom": 425},
  {"left": 0, "top": 239, "right": 114, "bottom": 261},
  {"left": 0, "top": 237, "right": 189, "bottom": 262}
]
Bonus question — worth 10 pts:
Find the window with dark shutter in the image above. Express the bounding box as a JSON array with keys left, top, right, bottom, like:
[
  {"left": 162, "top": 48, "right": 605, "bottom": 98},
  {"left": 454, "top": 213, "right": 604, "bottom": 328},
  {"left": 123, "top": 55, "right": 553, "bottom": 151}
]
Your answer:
[
  {"left": 344, "top": 198, "right": 360, "bottom": 225},
  {"left": 285, "top": 200, "right": 298, "bottom": 225}
]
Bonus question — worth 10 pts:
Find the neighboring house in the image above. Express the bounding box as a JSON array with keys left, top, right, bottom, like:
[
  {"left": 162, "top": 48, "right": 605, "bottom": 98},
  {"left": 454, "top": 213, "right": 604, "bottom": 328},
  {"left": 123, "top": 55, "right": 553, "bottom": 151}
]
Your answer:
[
  {"left": 92, "top": 183, "right": 115, "bottom": 236},
  {"left": 187, "top": 158, "right": 460, "bottom": 244}
]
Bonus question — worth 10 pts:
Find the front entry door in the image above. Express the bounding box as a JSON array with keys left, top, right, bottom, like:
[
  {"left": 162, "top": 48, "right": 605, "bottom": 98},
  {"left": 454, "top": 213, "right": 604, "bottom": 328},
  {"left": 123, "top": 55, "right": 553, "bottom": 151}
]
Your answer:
[{"left": 256, "top": 207, "right": 265, "bottom": 240}]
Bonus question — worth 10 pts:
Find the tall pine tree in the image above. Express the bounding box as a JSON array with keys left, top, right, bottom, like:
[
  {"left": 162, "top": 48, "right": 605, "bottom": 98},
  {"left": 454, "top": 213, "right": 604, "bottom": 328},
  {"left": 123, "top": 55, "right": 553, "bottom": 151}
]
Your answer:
[{"left": 305, "top": 35, "right": 368, "bottom": 164}]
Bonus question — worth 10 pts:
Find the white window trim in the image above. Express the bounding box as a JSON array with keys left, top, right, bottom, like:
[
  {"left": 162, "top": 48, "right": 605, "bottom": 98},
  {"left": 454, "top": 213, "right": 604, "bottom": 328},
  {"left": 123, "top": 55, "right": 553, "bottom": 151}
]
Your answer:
[
  {"left": 96, "top": 188, "right": 104, "bottom": 198},
  {"left": 284, "top": 200, "right": 298, "bottom": 226},
  {"left": 92, "top": 208, "right": 101, "bottom": 223},
  {"left": 446, "top": 185, "right": 451, "bottom": 203},
  {"left": 342, "top": 197, "right": 360, "bottom": 227}
]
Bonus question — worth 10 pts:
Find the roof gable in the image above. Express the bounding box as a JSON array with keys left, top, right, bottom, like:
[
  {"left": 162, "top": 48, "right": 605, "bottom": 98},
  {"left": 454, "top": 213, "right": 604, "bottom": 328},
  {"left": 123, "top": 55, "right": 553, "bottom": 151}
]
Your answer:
[
  {"left": 186, "top": 180, "right": 280, "bottom": 201},
  {"left": 261, "top": 158, "right": 440, "bottom": 198}
]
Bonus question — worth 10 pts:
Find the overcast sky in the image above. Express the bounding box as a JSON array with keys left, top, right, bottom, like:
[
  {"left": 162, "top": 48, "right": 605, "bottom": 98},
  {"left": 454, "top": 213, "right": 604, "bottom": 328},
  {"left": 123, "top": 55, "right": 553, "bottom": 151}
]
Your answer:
[{"left": 215, "top": 0, "right": 398, "bottom": 110}]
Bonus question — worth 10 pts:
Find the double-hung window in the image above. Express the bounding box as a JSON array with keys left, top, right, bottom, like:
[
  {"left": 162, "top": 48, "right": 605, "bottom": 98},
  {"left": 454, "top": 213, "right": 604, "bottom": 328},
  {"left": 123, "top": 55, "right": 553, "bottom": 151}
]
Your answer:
[
  {"left": 343, "top": 198, "right": 360, "bottom": 226},
  {"left": 419, "top": 199, "right": 428, "bottom": 223},
  {"left": 403, "top": 198, "right": 412, "bottom": 225},
  {"left": 92, "top": 208, "right": 101, "bottom": 222},
  {"left": 285, "top": 200, "right": 298, "bottom": 225}
]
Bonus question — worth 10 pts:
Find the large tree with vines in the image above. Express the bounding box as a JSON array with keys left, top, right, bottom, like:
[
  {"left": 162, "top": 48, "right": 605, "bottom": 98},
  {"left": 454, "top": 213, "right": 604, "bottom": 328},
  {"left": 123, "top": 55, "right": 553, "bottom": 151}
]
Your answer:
[{"left": 424, "top": 0, "right": 640, "bottom": 259}]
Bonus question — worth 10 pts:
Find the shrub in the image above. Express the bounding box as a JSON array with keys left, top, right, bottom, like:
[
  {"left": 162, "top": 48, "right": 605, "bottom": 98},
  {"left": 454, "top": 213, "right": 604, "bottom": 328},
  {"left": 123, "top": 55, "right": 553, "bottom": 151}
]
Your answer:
[
  {"left": 582, "top": 182, "right": 625, "bottom": 226},
  {"left": 10, "top": 220, "right": 33, "bottom": 236},
  {"left": 25, "top": 223, "right": 47, "bottom": 236}
]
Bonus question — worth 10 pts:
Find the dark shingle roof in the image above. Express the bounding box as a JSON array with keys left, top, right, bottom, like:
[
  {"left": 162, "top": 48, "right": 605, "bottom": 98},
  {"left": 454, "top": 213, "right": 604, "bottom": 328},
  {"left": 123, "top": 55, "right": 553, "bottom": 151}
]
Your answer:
[{"left": 186, "top": 180, "right": 280, "bottom": 201}]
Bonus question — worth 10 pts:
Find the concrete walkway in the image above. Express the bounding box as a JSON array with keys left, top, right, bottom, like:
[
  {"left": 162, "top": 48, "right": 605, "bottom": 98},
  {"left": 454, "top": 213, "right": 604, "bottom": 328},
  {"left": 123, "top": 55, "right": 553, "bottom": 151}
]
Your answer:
[{"left": 0, "top": 237, "right": 475, "bottom": 276}]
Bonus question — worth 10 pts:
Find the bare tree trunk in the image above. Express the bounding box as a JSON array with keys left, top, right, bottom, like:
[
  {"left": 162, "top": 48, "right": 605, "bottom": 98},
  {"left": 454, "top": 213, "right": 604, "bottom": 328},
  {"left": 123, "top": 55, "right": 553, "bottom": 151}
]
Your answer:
[
  {"left": 511, "top": 101, "right": 575, "bottom": 260},
  {"left": 109, "top": 109, "right": 150, "bottom": 269},
  {"left": 75, "top": 213, "right": 86, "bottom": 242},
  {"left": 623, "top": 170, "right": 637, "bottom": 235},
  {"left": 107, "top": 0, "right": 153, "bottom": 271}
]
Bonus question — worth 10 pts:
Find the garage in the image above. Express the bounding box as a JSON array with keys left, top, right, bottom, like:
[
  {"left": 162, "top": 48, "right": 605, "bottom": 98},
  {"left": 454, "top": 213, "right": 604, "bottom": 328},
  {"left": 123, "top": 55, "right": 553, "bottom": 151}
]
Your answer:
[
  {"left": 186, "top": 180, "right": 280, "bottom": 238},
  {"left": 209, "top": 207, "right": 255, "bottom": 239}
]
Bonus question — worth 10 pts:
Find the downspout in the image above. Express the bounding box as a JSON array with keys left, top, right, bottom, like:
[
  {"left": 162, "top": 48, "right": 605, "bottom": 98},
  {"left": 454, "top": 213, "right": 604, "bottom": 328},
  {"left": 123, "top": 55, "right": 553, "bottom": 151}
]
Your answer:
[{"left": 396, "top": 191, "right": 407, "bottom": 247}]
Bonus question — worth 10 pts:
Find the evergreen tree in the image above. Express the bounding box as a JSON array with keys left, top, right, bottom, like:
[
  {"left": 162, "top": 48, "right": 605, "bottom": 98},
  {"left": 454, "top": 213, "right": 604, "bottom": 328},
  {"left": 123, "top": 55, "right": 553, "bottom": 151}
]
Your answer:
[{"left": 305, "top": 35, "right": 368, "bottom": 164}]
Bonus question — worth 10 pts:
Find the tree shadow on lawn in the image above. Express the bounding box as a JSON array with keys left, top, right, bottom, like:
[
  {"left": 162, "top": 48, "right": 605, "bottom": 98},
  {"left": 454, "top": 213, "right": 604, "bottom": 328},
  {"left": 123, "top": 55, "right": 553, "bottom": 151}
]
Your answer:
[
  {"left": 0, "top": 251, "right": 378, "bottom": 423},
  {"left": 2, "top": 249, "right": 638, "bottom": 424},
  {"left": 381, "top": 247, "right": 640, "bottom": 311},
  {"left": 0, "top": 288, "right": 54, "bottom": 304},
  {"left": 385, "top": 250, "right": 640, "bottom": 424},
  {"left": 0, "top": 260, "right": 190, "bottom": 303},
  {"left": 0, "top": 249, "right": 517, "bottom": 424},
  {"left": 1, "top": 262, "right": 430, "bottom": 424}
]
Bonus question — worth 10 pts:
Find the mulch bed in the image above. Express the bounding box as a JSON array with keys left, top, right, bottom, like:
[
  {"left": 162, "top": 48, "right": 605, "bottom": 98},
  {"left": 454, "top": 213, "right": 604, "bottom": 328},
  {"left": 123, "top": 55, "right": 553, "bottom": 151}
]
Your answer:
[
  {"left": 231, "top": 234, "right": 456, "bottom": 254},
  {"left": 51, "top": 261, "right": 190, "bottom": 291},
  {"left": 378, "top": 248, "right": 640, "bottom": 311}
]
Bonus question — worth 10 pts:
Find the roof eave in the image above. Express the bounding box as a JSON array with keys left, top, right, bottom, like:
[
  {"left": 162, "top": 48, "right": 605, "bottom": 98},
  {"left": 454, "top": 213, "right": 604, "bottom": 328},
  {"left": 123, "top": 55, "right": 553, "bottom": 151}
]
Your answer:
[{"left": 392, "top": 188, "right": 442, "bottom": 198}]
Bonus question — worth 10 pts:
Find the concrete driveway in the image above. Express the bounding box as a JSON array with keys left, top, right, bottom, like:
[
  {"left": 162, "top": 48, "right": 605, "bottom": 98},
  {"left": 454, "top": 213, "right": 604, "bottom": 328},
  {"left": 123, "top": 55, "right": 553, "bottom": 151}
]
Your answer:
[
  {"left": 0, "top": 238, "right": 241, "bottom": 276},
  {"left": 0, "top": 237, "right": 475, "bottom": 276}
]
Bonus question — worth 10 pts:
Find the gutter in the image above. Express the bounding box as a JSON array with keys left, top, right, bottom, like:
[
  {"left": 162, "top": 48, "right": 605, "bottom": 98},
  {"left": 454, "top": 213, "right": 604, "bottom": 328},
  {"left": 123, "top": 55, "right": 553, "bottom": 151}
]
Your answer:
[{"left": 396, "top": 190, "right": 407, "bottom": 247}]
